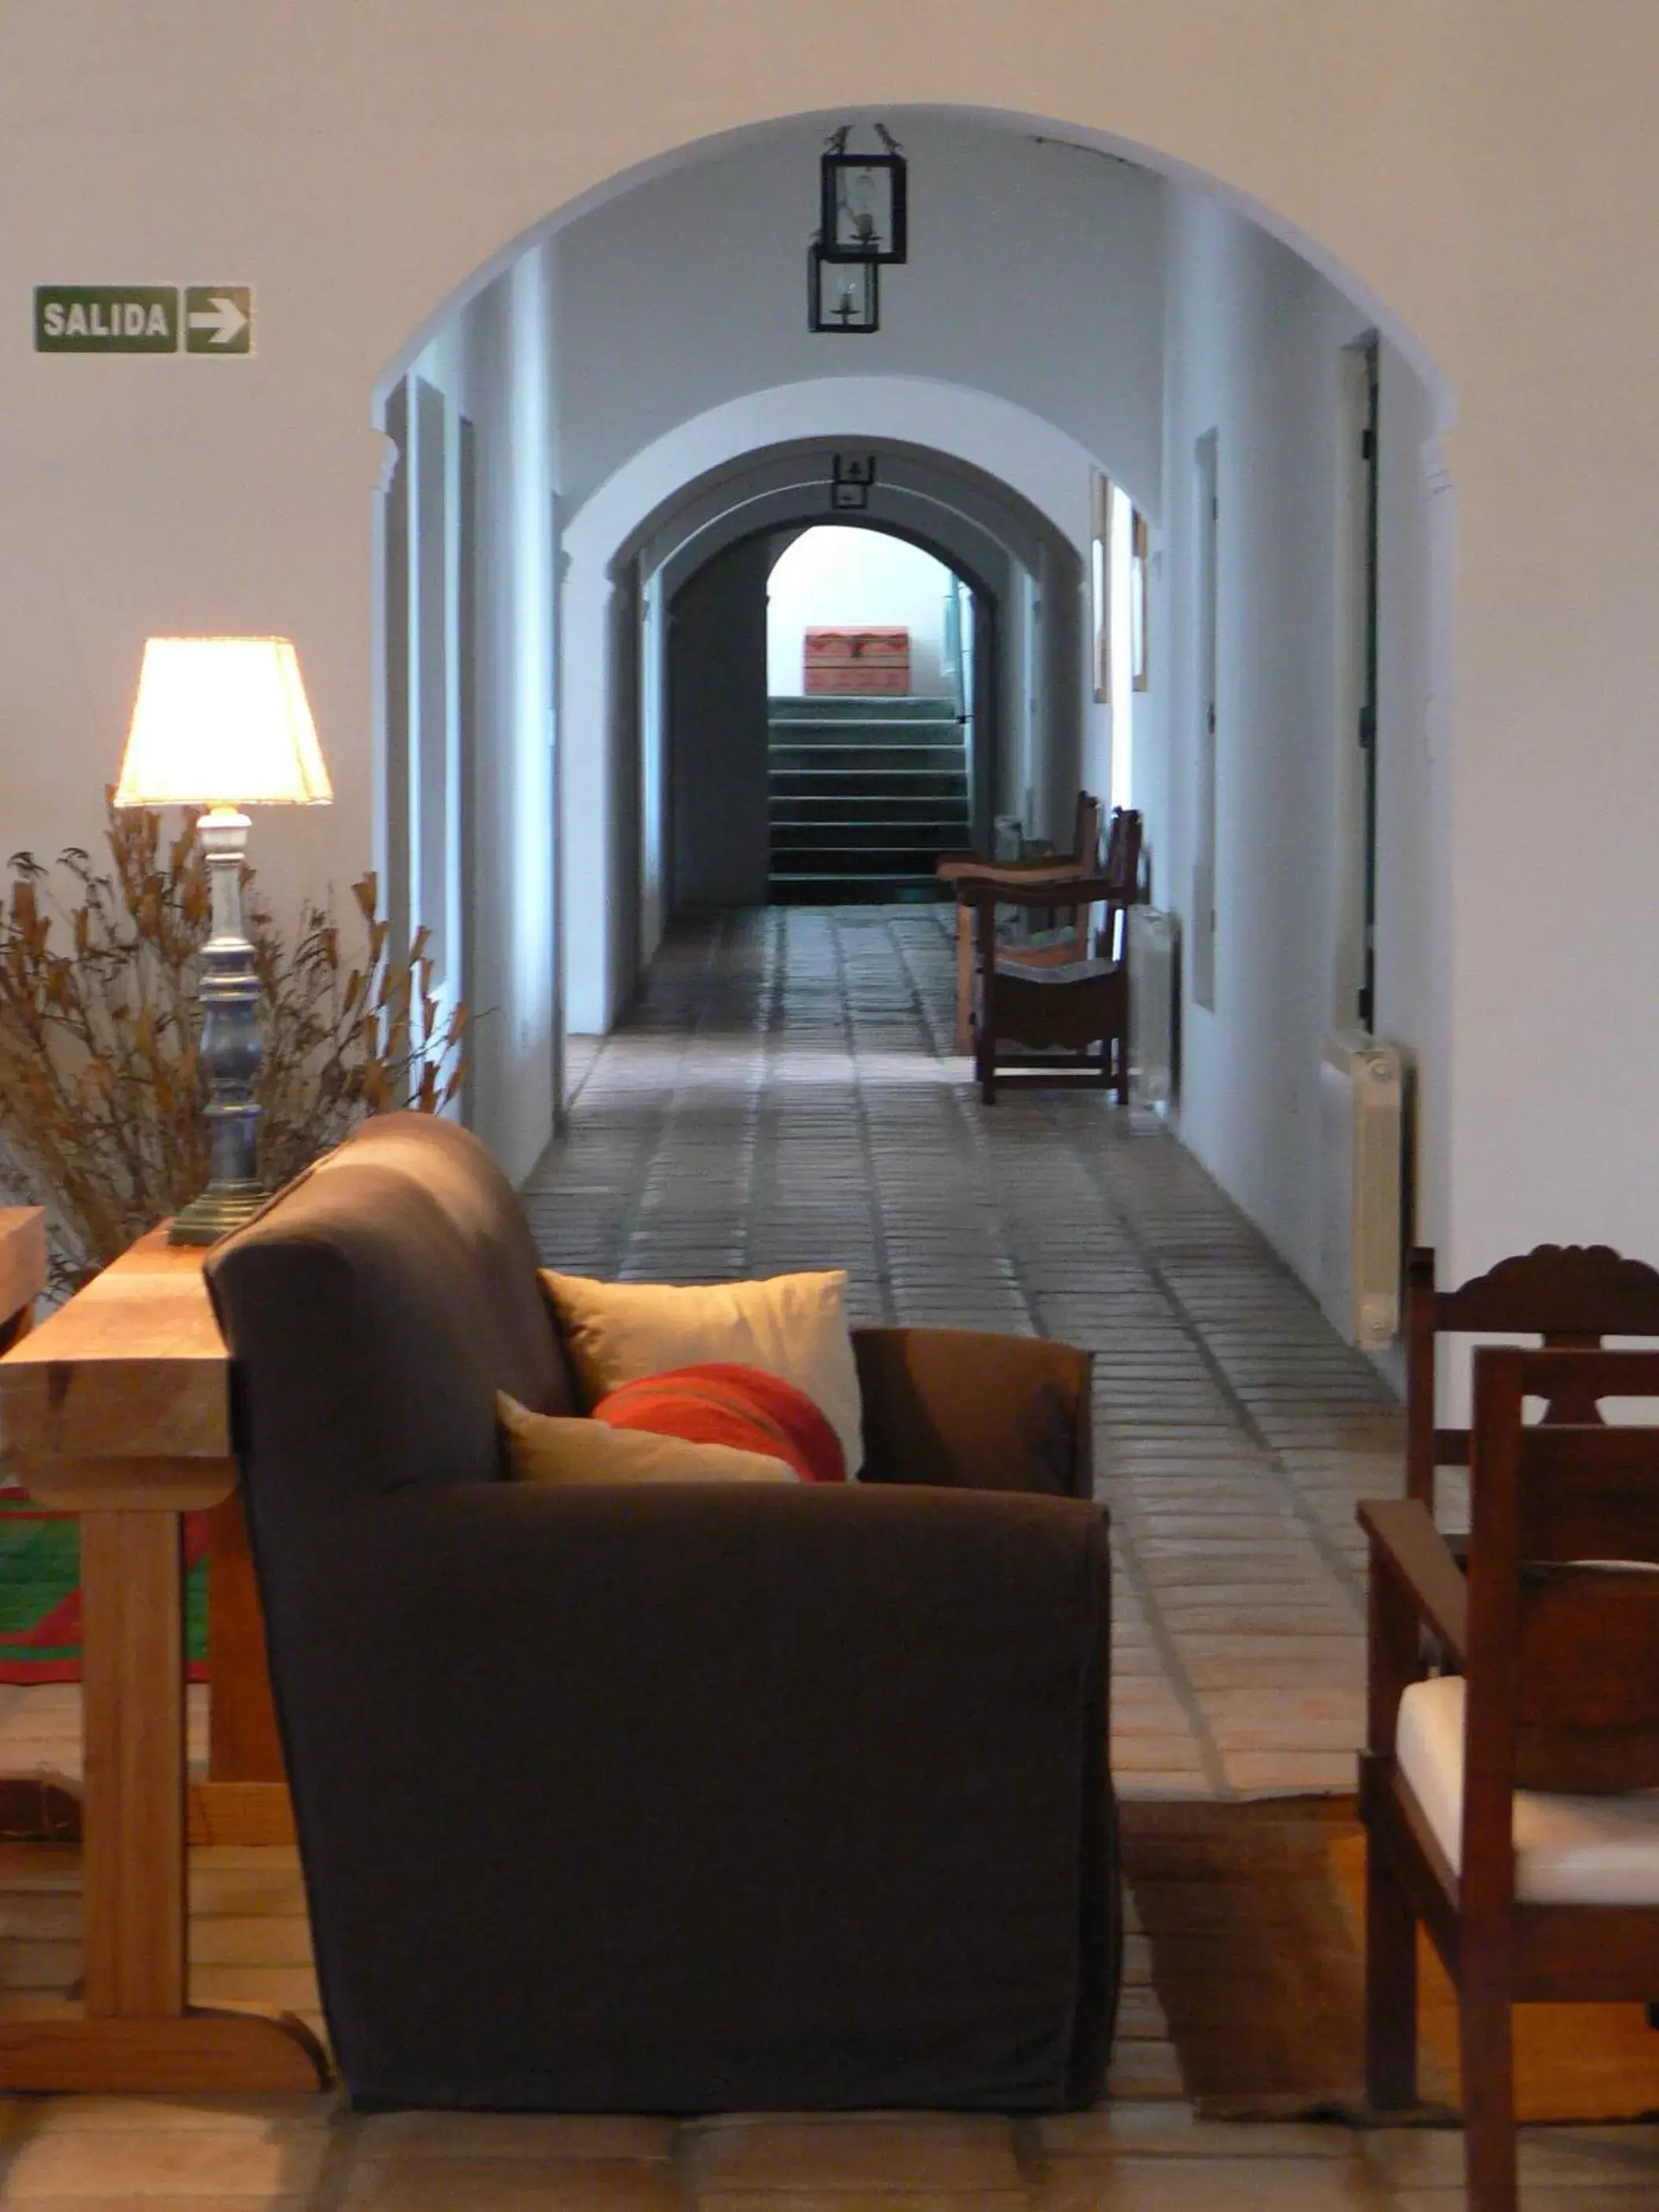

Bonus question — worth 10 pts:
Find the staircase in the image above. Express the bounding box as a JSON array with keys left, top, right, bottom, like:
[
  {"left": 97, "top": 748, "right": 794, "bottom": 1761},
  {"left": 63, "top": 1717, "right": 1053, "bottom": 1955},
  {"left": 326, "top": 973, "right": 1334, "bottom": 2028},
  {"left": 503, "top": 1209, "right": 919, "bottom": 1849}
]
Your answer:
[{"left": 767, "top": 695, "right": 969, "bottom": 904}]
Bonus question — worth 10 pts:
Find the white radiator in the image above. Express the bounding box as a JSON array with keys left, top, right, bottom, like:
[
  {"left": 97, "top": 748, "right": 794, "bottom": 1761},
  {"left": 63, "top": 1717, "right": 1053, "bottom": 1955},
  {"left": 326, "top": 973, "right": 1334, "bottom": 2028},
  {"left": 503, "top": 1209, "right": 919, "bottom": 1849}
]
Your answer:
[
  {"left": 1127, "top": 906, "right": 1179, "bottom": 1108},
  {"left": 1319, "top": 1031, "right": 1404, "bottom": 1350}
]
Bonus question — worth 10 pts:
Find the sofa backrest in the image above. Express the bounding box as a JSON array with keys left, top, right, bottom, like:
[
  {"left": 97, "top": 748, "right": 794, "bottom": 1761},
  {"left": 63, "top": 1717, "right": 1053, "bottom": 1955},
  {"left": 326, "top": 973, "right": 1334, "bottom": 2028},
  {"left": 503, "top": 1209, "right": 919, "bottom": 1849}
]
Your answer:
[{"left": 206, "top": 1111, "right": 576, "bottom": 1510}]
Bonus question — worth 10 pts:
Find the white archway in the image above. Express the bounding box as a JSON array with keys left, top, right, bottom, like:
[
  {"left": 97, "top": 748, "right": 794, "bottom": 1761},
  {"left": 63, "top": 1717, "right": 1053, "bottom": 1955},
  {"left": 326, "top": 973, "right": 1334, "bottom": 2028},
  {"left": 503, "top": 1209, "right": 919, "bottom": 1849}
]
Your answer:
[
  {"left": 555, "top": 384, "right": 1108, "bottom": 1029},
  {"left": 378, "top": 99, "right": 1453, "bottom": 1306}
]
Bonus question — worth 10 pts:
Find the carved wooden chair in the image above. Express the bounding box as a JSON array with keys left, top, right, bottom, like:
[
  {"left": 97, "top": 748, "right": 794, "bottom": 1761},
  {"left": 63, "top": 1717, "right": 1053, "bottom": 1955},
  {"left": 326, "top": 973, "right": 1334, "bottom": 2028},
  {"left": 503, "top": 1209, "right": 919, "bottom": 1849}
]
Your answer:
[
  {"left": 964, "top": 813, "right": 1144, "bottom": 1106},
  {"left": 1406, "top": 1243, "right": 1659, "bottom": 1523},
  {"left": 937, "top": 792, "right": 1104, "bottom": 1053},
  {"left": 1361, "top": 1344, "right": 1659, "bottom": 2211}
]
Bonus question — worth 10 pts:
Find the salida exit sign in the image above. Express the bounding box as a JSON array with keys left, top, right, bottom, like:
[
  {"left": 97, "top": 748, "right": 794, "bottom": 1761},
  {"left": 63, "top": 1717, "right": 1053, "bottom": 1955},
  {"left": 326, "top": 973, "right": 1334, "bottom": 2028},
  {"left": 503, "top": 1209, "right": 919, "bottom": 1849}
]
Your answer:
[{"left": 34, "top": 285, "right": 253, "bottom": 355}]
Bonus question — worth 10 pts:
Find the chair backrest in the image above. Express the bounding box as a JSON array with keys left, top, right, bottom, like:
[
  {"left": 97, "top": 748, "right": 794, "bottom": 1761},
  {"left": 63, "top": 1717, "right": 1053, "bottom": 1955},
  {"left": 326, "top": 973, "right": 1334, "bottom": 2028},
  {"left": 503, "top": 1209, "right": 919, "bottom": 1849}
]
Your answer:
[
  {"left": 1465, "top": 1346, "right": 1659, "bottom": 1796},
  {"left": 1071, "top": 791, "right": 1105, "bottom": 869},
  {"left": 1404, "top": 1242, "right": 1659, "bottom": 1507},
  {"left": 206, "top": 1111, "right": 577, "bottom": 1517},
  {"left": 1093, "top": 808, "right": 1144, "bottom": 961}
]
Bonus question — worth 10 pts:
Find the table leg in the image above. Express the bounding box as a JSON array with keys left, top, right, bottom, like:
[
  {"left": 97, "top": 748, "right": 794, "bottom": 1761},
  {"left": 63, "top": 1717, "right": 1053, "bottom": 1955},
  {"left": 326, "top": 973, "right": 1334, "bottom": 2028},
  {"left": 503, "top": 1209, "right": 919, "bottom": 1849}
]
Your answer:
[
  {"left": 82, "top": 1511, "right": 185, "bottom": 2015},
  {"left": 0, "top": 1496, "right": 326, "bottom": 2091},
  {"left": 206, "top": 1494, "right": 284, "bottom": 1782}
]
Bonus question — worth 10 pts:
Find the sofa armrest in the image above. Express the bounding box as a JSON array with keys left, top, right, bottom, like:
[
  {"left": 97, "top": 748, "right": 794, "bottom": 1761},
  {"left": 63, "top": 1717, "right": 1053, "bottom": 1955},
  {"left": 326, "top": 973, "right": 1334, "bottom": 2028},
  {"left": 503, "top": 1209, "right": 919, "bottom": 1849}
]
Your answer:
[
  {"left": 255, "top": 1478, "right": 1117, "bottom": 2112},
  {"left": 852, "top": 1325, "right": 1093, "bottom": 1498}
]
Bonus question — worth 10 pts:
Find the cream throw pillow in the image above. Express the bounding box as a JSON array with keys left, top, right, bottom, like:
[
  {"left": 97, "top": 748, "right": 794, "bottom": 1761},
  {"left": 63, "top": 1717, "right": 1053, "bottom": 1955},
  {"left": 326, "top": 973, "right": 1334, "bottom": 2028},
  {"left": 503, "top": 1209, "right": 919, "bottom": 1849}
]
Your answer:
[
  {"left": 496, "top": 1393, "right": 794, "bottom": 1485},
  {"left": 540, "top": 1268, "right": 864, "bottom": 1477}
]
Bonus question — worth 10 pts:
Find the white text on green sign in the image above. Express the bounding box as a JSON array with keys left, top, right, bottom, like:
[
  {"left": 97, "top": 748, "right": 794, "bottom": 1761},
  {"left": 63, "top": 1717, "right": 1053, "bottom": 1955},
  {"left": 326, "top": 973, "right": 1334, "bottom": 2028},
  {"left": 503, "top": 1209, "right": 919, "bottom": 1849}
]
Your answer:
[
  {"left": 34, "top": 285, "right": 254, "bottom": 356},
  {"left": 35, "top": 287, "right": 178, "bottom": 353}
]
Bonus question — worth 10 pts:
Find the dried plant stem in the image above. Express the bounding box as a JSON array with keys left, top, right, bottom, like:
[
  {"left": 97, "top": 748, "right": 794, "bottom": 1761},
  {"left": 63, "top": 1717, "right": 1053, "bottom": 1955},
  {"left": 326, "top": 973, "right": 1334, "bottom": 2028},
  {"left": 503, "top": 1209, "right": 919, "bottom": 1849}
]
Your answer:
[{"left": 0, "top": 799, "right": 467, "bottom": 1294}]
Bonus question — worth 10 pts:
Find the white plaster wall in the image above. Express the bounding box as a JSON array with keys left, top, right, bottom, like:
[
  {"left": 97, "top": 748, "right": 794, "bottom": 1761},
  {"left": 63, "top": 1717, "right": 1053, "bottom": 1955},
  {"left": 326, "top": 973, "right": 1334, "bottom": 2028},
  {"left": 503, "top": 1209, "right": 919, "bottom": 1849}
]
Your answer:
[
  {"left": 1152, "top": 185, "right": 1437, "bottom": 1289},
  {"left": 1373, "top": 344, "right": 1448, "bottom": 1254},
  {"left": 766, "top": 529, "right": 954, "bottom": 696},
  {"left": 0, "top": 5, "right": 1655, "bottom": 1280},
  {"left": 401, "top": 251, "right": 558, "bottom": 1180}
]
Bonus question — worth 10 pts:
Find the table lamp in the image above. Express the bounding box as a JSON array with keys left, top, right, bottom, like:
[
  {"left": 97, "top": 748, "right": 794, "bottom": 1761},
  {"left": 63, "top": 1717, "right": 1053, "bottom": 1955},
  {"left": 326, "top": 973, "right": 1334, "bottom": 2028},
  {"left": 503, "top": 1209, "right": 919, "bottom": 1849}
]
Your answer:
[{"left": 113, "top": 636, "right": 333, "bottom": 1244}]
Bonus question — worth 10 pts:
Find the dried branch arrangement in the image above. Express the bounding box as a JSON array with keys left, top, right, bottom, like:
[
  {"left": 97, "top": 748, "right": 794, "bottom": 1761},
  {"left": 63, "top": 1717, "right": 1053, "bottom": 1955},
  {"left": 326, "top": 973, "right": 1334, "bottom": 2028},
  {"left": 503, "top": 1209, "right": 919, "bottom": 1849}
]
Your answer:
[{"left": 0, "top": 799, "right": 467, "bottom": 1293}]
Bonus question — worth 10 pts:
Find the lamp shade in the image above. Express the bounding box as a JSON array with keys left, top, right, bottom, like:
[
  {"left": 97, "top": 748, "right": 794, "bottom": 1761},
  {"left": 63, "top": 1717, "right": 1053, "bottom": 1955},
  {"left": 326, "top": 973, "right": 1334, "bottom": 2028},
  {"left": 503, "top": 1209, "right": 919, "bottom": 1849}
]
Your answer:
[{"left": 114, "top": 636, "right": 332, "bottom": 808}]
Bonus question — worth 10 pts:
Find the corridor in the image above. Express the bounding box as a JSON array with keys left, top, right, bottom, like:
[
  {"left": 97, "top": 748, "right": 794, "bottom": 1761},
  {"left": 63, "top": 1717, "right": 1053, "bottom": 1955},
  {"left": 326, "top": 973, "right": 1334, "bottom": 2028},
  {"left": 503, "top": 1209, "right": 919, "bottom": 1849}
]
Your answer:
[{"left": 527, "top": 904, "right": 1403, "bottom": 1801}]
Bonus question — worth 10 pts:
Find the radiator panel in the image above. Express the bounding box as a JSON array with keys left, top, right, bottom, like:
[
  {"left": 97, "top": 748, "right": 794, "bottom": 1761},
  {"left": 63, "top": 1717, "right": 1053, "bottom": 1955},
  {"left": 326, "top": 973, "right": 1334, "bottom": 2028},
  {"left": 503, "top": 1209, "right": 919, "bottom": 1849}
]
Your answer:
[
  {"left": 1128, "top": 906, "right": 1179, "bottom": 1108},
  {"left": 1319, "top": 1031, "right": 1404, "bottom": 1349}
]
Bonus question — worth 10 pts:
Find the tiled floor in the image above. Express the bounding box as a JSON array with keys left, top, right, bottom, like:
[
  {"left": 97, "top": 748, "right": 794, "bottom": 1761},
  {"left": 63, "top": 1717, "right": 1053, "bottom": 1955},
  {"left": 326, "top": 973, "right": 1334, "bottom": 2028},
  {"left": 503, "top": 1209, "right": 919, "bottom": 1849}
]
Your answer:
[{"left": 1, "top": 905, "right": 1655, "bottom": 2204}]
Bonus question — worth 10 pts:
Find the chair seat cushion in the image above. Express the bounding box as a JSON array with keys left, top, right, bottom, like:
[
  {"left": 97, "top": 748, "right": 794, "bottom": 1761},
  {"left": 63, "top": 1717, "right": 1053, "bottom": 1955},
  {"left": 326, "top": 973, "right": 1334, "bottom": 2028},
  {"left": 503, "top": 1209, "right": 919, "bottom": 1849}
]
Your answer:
[
  {"left": 994, "top": 957, "right": 1121, "bottom": 987},
  {"left": 1397, "top": 1675, "right": 1659, "bottom": 1904}
]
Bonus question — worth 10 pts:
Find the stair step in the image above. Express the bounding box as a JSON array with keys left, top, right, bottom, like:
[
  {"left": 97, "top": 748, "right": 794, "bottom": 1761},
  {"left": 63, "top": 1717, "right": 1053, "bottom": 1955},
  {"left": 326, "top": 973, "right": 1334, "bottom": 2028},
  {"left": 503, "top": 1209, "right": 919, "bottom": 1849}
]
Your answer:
[
  {"left": 769, "top": 747, "right": 965, "bottom": 776},
  {"left": 774, "top": 734, "right": 969, "bottom": 752},
  {"left": 771, "top": 822, "right": 967, "bottom": 854},
  {"left": 770, "top": 797, "right": 972, "bottom": 823},
  {"left": 769, "top": 694, "right": 958, "bottom": 721},
  {"left": 771, "top": 847, "right": 958, "bottom": 877},
  {"left": 768, "top": 876, "right": 950, "bottom": 906},
  {"left": 771, "top": 770, "right": 966, "bottom": 797}
]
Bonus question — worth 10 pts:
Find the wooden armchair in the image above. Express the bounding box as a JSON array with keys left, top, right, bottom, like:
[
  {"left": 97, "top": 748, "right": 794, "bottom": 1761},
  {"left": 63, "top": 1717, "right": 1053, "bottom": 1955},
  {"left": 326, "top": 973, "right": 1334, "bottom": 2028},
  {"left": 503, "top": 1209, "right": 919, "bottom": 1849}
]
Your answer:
[
  {"left": 962, "top": 884, "right": 1132, "bottom": 1110},
  {"left": 1361, "top": 1345, "right": 1659, "bottom": 2211},
  {"left": 937, "top": 793, "right": 1104, "bottom": 1053},
  {"left": 1405, "top": 1243, "right": 1659, "bottom": 1522}
]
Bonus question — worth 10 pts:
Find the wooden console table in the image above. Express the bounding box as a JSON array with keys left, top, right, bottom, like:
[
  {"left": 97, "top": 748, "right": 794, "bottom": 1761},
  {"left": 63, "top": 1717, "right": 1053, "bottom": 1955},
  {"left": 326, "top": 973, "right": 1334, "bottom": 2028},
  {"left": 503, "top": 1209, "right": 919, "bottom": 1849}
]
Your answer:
[
  {"left": 0, "top": 1226, "right": 324, "bottom": 2092},
  {"left": 0, "top": 1209, "right": 47, "bottom": 1354}
]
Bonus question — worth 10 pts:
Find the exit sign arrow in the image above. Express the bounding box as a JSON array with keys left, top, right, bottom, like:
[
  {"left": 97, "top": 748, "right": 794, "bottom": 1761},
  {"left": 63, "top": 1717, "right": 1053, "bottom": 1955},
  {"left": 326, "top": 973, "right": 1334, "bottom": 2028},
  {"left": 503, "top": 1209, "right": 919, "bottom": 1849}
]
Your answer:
[{"left": 184, "top": 286, "right": 252, "bottom": 354}]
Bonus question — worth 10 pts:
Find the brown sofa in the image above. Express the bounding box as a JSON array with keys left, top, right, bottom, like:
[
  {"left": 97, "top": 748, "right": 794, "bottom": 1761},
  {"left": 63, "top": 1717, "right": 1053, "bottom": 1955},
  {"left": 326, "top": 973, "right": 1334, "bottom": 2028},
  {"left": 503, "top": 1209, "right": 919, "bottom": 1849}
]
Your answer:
[{"left": 205, "top": 1111, "right": 1120, "bottom": 2114}]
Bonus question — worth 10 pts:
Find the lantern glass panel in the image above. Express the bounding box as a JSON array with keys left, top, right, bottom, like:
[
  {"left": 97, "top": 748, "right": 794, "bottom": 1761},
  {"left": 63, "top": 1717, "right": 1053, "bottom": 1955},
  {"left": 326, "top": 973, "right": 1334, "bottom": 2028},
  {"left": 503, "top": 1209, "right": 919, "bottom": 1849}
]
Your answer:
[
  {"left": 820, "top": 153, "right": 907, "bottom": 263},
  {"left": 809, "top": 247, "right": 879, "bottom": 334}
]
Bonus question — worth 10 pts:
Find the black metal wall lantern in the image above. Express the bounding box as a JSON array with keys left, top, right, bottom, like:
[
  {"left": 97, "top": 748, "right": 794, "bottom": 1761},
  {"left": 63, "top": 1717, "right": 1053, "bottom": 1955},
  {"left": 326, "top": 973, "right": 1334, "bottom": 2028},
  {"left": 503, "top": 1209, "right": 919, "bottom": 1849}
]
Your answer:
[
  {"left": 819, "top": 124, "right": 907, "bottom": 265},
  {"left": 808, "top": 242, "right": 879, "bottom": 334}
]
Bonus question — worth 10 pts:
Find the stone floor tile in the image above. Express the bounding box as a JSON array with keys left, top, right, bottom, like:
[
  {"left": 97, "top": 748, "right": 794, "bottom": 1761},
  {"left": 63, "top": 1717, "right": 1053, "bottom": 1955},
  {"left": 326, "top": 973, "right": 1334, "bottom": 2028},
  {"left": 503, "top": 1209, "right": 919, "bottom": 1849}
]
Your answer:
[
  {"left": 353, "top": 2112, "right": 677, "bottom": 2161},
  {"left": 693, "top": 2115, "right": 1023, "bottom": 2192},
  {"left": 1037, "top": 2104, "right": 1355, "bottom": 2159},
  {"left": 2, "top": 2123, "right": 330, "bottom": 2196},
  {"left": 16, "top": 2096, "right": 338, "bottom": 2135},
  {"left": 1221, "top": 1749, "right": 1361, "bottom": 1791},
  {"left": 1360, "top": 2121, "right": 1659, "bottom": 2190},
  {"left": 340, "top": 2161, "right": 683, "bottom": 2210},
  {"left": 0, "top": 2199, "right": 316, "bottom": 2211},
  {"left": 699, "top": 2194, "right": 1030, "bottom": 2212},
  {"left": 1038, "top": 2153, "right": 1389, "bottom": 2207}
]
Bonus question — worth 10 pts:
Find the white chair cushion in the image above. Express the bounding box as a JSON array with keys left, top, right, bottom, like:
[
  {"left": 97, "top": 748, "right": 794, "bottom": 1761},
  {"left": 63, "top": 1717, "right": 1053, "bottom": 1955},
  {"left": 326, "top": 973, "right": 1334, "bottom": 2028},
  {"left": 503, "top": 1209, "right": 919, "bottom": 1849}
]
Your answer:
[{"left": 1396, "top": 1674, "right": 1659, "bottom": 1905}]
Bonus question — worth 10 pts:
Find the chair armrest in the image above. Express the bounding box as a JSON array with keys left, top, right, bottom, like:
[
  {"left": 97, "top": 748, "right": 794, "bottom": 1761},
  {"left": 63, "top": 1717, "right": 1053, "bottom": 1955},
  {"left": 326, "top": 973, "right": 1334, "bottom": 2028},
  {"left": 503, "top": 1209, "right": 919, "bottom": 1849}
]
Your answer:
[
  {"left": 962, "top": 871, "right": 1120, "bottom": 910},
  {"left": 1358, "top": 1497, "right": 1468, "bottom": 1664},
  {"left": 943, "top": 858, "right": 1086, "bottom": 890},
  {"left": 853, "top": 1325, "right": 1093, "bottom": 1498}
]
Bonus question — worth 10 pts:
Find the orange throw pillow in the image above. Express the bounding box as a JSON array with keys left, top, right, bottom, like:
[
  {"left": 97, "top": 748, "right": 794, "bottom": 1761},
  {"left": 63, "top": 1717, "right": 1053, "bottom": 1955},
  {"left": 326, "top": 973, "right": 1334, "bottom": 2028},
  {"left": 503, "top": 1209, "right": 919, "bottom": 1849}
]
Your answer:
[{"left": 593, "top": 1362, "right": 847, "bottom": 1485}]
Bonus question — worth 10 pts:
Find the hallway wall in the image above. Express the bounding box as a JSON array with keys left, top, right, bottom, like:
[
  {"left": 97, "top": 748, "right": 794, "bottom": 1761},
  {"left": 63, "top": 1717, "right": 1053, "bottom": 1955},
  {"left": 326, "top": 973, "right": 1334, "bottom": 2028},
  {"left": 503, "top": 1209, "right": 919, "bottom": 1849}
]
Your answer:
[
  {"left": 388, "top": 249, "right": 559, "bottom": 1179},
  {"left": 1149, "top": 186, "right": 1437, "bottom": 1289},
  {"left": 669, "top": 537, "right": 773, "bottom": 908}
]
